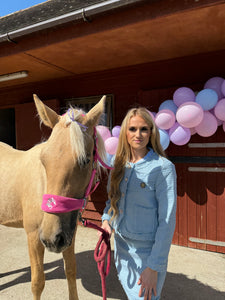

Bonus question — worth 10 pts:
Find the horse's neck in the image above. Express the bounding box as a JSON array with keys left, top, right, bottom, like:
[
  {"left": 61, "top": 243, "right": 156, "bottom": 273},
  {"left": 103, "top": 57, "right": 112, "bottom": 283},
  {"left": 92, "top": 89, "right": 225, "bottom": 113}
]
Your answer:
[
  {"left": 0, "top": 142, "right": 44, "bottom": 174},
  {"left": 0, "top": 142, "right": 22, "bottom": 152},
  {"left": 0, "top": 141, "right": 44, "bottom": 157}
]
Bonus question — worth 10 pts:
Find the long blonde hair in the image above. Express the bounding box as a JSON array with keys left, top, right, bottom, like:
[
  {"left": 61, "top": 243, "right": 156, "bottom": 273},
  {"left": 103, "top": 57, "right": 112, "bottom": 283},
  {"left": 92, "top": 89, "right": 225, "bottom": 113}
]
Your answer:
[{"left": 108, "top": 107, "right": 166, "bottom": 220}]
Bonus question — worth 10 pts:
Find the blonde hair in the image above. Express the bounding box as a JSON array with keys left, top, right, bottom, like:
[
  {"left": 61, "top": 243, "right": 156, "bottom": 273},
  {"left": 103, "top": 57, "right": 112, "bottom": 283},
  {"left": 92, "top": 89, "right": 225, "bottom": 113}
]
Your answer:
[{"left": 108, "top": 107, "right": 166, "bottom": 220}]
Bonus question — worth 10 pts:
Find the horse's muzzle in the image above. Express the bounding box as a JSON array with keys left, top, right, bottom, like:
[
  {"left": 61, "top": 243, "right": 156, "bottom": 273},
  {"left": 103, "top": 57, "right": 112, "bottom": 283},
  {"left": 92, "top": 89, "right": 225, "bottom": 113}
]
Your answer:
[{"left": 40, "top": 231, "right": 72, "bottom": 253}]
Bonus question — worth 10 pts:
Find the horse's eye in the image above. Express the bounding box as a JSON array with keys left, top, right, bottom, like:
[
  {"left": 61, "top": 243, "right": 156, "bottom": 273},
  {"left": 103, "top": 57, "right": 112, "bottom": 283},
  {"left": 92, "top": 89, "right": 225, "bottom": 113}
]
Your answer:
[
  {"left": 80, "top": 157, "right": 90, "bottom": 168},
  {"left": 85, "top": 158, "right": 90, "bottom": 165}
]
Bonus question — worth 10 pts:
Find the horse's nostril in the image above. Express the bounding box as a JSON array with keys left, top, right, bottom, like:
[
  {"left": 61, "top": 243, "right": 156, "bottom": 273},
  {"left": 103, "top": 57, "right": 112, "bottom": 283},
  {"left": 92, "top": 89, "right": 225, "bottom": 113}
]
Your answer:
[
  {"left": 40, "top": 232, "right": 69, "bottom": 252},
  {"left": 55, "top": 232, "right": 66, "bottom": 249},
  {"left": 41, "top": 238, "right": 48, "bottom": 247}
]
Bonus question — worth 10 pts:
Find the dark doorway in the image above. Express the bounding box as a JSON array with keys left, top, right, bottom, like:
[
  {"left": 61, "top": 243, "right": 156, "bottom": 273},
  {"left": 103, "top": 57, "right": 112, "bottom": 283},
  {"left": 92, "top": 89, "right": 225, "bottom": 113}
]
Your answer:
[{"left": 0, "top": 108, "right": 16, "bottom": 148}]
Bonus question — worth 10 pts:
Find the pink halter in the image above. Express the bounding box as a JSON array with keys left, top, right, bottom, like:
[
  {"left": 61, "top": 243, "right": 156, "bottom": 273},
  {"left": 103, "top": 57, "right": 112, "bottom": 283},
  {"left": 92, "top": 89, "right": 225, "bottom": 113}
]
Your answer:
[{"left": 42, "top": 127, "right": 113, "bottom": 214}]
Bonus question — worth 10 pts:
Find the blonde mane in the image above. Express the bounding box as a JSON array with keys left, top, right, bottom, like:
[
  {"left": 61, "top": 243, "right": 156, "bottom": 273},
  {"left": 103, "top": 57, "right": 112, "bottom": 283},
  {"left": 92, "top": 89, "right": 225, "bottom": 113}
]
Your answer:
[
  {"left": 64, "top": 108, "right": 87, "bottom": 165},
  {"left": 62, "top": 107, "right": 106, "bottom": 175}
]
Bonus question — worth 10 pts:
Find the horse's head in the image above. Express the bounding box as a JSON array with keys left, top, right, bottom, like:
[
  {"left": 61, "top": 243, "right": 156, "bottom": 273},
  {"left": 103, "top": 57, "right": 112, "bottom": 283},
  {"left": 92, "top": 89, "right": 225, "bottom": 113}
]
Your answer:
[{"left": 34, "top": 94, "right": 106, "bottom": 253}]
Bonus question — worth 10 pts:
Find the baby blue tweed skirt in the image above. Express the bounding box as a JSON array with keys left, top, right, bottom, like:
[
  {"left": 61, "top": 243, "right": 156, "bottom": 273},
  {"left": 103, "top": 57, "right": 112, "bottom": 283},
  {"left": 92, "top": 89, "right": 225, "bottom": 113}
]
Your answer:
[{"left": 114, "top": 233, "right": 167, "bottom": 300}]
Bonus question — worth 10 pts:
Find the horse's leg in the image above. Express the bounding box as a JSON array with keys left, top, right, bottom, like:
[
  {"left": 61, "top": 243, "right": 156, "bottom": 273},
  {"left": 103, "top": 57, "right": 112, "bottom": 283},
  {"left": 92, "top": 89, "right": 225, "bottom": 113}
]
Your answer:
[
  {"left": 63, "top": 235, "right": 79, "bottom": 300},
  {"left": 27, "top": 231, "right": 45, "bottom": 300}
]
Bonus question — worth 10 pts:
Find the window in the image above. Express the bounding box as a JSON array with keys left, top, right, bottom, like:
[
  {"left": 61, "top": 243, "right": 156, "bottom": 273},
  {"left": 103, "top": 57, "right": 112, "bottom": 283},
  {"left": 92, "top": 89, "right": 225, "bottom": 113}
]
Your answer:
[
  {"left": 0, "top": 108, "right": 16, "bottom": 148},
  {"left": 64, "top": 94, "right": 114, "bottom": 128}
]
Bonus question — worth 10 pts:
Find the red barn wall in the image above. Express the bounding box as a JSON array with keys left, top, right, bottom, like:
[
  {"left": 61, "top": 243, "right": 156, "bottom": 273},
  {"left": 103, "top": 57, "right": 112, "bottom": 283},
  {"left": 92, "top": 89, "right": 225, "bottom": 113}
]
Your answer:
[{"left": 0, "top": 52, "right": 224, "bottom": 253}]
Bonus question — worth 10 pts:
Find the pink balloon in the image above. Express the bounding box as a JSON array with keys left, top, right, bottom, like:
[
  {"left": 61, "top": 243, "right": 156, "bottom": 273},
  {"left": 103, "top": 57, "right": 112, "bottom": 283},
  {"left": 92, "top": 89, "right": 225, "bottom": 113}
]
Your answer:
[
  {"left": 195, "top": 111, "right": 218, "bottom": 137},
  {"left": 190, "top": 127, "right": 197, "bottom": 135},
  {"left": 147, "top": 110, "right": 155, "bottom": 121},
  {"left": 112, "top": 125, "right": 121, "bottom": 138},
  {"left": 216, "top": 116, "right": 223, "bottom": 126},
  {"left": 96, "top": 125, "right": 111, "bottom": 141},
  {"left": 104, "top": 137, "right": 119, "bottom": 155},
  {"left": 210, "top": 108, "right": 223, "bottom": 126},
  {"left": 214, "top": 98, "right": 225, "bottom": 121},
  {"left": 169, "top": 122, "right": 191, "bottom": 146},
  {"left": 155, "top": 109, "right": 175, "bottom": 130},
  {"left": 173, "top": 87, "right": 195, "bottom": 107},
  {"left": 204, "top": 76, "right": 224, "bottom": 99},
  {"left": 176, "top": 102, "right": 204, "bottom": 128}
]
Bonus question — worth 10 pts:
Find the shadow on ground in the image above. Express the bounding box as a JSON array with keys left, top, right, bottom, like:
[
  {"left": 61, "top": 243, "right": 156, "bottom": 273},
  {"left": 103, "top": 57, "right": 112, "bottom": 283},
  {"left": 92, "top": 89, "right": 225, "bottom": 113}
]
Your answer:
[{"left": 1, "top": 250, "right": 225, "bottom": 300}]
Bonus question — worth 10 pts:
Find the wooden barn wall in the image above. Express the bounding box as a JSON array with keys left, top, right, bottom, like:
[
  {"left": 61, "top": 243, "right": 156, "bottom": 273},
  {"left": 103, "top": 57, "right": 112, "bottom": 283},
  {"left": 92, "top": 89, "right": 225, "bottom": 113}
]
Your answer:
[
  {"left": 0, "top": 52, "right": 224, "bottom": 253},
  {"left": 15, "top": 99, "right": 60, "bottom": 149}
]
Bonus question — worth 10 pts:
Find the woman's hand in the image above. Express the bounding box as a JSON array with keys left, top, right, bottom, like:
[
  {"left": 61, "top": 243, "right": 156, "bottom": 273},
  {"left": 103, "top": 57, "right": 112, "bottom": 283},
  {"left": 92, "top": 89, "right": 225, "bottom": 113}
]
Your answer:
[
  {"left": 98, "top": 220, "right": 112, "bottom": 237},
  {"left": 137, "top": 267, "right": 158, "bottom": 300}
]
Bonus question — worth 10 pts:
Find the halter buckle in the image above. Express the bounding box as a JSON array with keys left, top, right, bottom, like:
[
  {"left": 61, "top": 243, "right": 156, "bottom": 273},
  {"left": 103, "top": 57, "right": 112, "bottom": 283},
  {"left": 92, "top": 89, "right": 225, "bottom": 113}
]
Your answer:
[
  {"left": 82, "top": 197, "right": 87, "bottom": 210},
  {"left": 93, "top": 160, "right": 98, "bottom": 170}
]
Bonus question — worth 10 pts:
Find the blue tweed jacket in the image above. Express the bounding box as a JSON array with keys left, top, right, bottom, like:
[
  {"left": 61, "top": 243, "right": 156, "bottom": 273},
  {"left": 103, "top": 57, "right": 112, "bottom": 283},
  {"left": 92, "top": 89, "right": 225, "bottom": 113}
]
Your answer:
[{"left": 102, "top": 149, "right": 177, "bottom": 272}]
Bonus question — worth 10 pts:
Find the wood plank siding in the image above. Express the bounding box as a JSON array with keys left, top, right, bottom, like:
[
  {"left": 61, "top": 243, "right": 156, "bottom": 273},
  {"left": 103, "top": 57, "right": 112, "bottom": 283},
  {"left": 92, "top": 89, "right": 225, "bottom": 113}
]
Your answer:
[{"left": 0, "top": 54, "right": 224, "bottom": 254}]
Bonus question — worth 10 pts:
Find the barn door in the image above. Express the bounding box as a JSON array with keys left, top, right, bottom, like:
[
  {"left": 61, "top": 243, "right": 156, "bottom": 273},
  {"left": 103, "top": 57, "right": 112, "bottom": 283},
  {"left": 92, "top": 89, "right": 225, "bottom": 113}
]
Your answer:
[{"left": 173, "top": 154, "right": 225, "bottom": 254}]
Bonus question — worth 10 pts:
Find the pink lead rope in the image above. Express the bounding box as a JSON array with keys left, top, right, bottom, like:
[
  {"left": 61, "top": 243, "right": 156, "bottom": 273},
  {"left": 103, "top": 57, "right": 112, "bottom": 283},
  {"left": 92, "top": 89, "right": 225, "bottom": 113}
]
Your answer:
[{"left": 83, "top": 219, "right": 111, "bottom": 300}]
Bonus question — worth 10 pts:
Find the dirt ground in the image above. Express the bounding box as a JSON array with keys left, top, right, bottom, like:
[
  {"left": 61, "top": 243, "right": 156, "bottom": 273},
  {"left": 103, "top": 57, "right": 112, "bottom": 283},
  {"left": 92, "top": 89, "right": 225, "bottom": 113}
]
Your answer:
[{"left": 0, "top": 224, "right": 225, "bottom": 300}]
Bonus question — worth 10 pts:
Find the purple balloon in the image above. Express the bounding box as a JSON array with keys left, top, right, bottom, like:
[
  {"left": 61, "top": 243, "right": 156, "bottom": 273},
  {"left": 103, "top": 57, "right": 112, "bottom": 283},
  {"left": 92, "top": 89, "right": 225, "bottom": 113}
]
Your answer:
[
  {"left": 204, "top": 76, "right": 224, "bottom": 100},
  {"left": 221, "top": 80, "right": 225, "bottom": 97},
  {"left": 112, "top": 125, "right": 121, "bottom": 138},
  {"left": 195, "top": 111, "right": 218, "bottom": 137},
  {"left": 169, "top": 122, "right": 191, "bottom": 146},
  {"left": 173, "top": 87, "right": 195, "bottom": 107}
]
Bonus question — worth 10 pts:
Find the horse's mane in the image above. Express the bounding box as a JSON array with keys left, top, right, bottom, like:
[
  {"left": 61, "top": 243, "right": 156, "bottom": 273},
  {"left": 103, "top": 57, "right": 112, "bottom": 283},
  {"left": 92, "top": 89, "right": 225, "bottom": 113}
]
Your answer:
[
  {"left": 62, "top": 107, "right": 106, "bottom": 175},
  {"left": 64, "top": 107, "right": 87, "bottom": 164}
]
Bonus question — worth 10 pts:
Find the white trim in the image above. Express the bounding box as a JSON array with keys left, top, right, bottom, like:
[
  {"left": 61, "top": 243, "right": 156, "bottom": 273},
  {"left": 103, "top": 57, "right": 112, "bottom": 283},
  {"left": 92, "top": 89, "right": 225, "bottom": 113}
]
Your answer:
[
  {"left": 0, "top": 0, "right": 140, "bottom": 41},
  {"left": 188, "top": 167, "right": 225, "bottom": 173},
  {"left": 188, "top": 143, "right": 225, "bottom": 148},
  {"left": 189, "top": 237, "right": 225, "bottom": 247}
]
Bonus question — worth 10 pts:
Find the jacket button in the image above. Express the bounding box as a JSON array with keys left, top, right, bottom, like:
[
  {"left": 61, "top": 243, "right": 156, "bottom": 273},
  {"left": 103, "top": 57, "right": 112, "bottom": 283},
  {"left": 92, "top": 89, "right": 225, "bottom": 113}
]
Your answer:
[
  {"left": 140, "top": 182, "right": 146, "bottom": 188},
  {"left": 125, "top": 177, "right": 128, "bottom": 182},
  {"left": 122, "top": 192, "right": 125, "bottom": 197}
]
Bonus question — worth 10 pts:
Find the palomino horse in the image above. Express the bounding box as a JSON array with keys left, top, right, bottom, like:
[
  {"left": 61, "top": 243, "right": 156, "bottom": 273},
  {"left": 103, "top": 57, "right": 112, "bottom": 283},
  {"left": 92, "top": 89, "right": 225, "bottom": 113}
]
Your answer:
[{"left": 0, "top": 95, "right": 107, "bottom": 299}]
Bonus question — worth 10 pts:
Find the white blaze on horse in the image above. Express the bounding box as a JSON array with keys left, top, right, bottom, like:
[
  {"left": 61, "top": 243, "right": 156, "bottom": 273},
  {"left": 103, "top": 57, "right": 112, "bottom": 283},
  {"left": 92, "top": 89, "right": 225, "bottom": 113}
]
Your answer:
[{"left": 0, "top": 95, "right": 107, "bottom": 300}]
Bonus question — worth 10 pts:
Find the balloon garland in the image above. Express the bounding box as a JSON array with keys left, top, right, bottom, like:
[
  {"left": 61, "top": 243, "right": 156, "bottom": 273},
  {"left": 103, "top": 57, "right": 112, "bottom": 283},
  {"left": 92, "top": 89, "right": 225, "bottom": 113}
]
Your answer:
[{"left": 97, "top": 76, "right": 225, "bottom": 155}]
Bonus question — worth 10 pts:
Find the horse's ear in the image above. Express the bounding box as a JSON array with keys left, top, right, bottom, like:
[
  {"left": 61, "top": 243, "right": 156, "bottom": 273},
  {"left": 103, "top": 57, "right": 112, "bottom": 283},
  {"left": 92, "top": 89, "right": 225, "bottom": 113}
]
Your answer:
[
  {"left": 33, "top": 94, "right": 60, "bottom": 129},
  {"left": 85, "top": 95, "right": 106, "bottom": 127}
]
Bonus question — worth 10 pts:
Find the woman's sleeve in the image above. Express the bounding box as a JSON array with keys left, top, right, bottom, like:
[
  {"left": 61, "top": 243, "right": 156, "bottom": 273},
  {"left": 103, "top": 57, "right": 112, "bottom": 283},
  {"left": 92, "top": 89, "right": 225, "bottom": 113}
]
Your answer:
[
  {"left": 147, "top": 161, "right": 177, "bottom": 272},
  {"left": 101, "top": 171, "right": 112, "bottom": 222},
  {"left": 101, "top": 199, "right": 111, "bottom": 222}
]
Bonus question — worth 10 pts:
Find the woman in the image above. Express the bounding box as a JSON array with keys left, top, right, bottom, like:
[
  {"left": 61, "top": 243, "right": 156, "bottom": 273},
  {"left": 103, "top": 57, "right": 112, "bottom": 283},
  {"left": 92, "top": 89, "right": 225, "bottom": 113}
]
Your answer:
[{"left": 101, "top": 107, "right": 177, "bottom": 300}]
